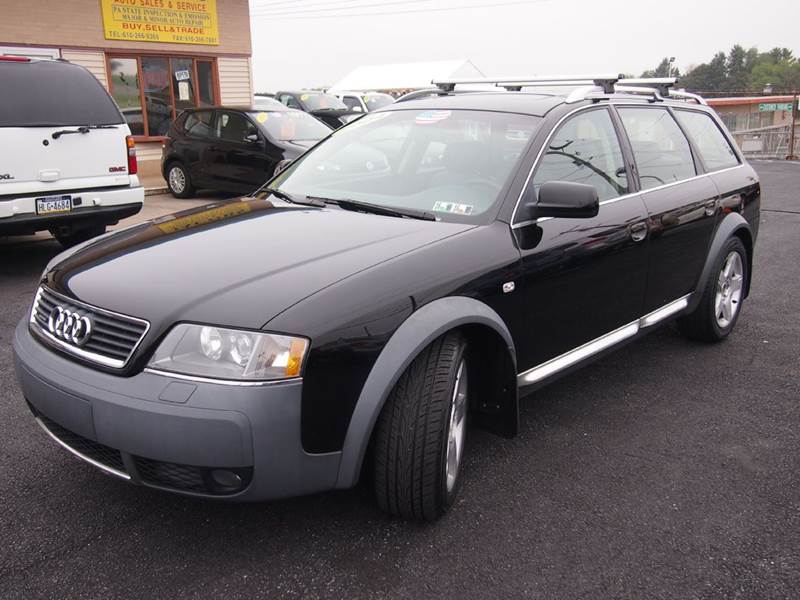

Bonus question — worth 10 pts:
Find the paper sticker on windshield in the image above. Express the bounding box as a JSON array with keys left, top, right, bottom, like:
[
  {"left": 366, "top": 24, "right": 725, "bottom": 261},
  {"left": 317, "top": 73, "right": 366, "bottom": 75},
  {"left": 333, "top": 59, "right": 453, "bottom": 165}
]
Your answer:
[
  {"left": 433, "top": 201, "right": 473, "bottom": 215},
  {"left": 255, "top": 112, "right": 268, "bottom": 123},
  {"left": 300, "top": 94, "right": 310, "bottom": 101},
  {"left": 416, "top": 110, "right": 451, "bottom": 125}
]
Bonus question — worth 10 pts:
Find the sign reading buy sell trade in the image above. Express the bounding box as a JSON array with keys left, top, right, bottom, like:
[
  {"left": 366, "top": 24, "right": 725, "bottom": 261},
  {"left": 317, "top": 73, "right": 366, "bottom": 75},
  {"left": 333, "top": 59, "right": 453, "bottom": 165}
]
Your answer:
[{"left": 101, "top": 0, "right": 219, "bottom": 45}]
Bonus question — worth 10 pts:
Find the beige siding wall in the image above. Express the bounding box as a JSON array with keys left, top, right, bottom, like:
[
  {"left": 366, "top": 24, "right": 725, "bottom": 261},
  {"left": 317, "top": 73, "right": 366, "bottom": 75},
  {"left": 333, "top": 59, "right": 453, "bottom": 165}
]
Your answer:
[
  {"left": 0, "top": 0, "right": 251, "bottom": 56},
  {"left": 60, "top": 50, "right": 109, "bottom": 89},
  {"left": 218, "top": 57, "right": 253, "bottom": 105}
]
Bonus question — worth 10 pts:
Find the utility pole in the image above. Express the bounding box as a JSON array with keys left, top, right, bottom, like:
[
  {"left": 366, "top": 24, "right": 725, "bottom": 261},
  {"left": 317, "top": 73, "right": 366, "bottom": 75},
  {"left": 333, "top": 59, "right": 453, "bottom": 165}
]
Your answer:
[{"left": 789, "top": 91, "right": 798, "bottom": 161}]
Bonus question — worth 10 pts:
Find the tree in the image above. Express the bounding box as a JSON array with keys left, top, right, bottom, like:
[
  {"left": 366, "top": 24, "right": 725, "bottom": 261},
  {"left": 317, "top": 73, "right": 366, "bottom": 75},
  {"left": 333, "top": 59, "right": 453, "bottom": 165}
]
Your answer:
[
  {"left": 724, "top": 44, "right": 750, "bottom": 92},
  {"left": 641, "top": 57, "right": 679, "bottom": 78},
  {"left": 680, "top": 52, "right": 727, "bottom": 92}
]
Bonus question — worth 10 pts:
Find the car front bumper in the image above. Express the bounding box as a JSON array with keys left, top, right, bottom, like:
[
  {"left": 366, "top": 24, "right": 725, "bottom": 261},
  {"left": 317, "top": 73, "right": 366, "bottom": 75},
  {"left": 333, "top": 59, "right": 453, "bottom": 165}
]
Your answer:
[{"left": 12, "top": 319, "right": 341, "bottom": 501}]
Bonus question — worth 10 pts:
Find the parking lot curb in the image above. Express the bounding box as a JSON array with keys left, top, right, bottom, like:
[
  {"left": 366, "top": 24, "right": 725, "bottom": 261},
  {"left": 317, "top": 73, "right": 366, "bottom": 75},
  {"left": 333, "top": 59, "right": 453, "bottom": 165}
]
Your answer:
[{"left": 145, "top": 187, "right": 169, "bottom": 196}]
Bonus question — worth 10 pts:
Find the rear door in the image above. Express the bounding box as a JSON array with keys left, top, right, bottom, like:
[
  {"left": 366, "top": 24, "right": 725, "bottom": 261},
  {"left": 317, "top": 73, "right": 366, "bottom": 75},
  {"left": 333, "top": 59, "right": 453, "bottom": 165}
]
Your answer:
[
  {"left": 615, "top": 105, "right": 718, "bottom": 312},
  {"left": 514, "top": 106, "right": 650, "bottom": 374},
  {"left": 0, "top": 59, "right": 131, "bottom": 197}
]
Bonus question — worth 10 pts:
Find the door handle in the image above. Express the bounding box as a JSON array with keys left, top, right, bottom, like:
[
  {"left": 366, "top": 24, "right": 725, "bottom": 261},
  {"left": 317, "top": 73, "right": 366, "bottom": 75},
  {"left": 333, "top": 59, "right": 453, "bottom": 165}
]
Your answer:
[
  {"left": 704, "top": 199, "right": 719, "bottom": 217},
  {"left": 630, "top": 221, "right": 648, "bottom": 242}
]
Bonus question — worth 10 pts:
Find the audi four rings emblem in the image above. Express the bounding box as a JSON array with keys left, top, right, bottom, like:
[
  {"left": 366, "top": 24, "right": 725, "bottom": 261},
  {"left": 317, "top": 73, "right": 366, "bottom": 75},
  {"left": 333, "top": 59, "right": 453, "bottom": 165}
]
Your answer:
[{"left": 47, "top": 306, "right": 93, "bottom": 347}]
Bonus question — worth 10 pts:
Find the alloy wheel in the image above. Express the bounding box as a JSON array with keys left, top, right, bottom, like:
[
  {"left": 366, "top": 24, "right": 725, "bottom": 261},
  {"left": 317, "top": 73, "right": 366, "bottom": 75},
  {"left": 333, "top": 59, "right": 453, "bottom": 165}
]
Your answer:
[
  {"left": 445, "top": 359, "right": 468, "bottom": 493},
  {"left": 715, "top": 251, "right": 744, "bottom": 328},
  {"left": 168, "top": 166, "right": 186, "bottom": 194}
]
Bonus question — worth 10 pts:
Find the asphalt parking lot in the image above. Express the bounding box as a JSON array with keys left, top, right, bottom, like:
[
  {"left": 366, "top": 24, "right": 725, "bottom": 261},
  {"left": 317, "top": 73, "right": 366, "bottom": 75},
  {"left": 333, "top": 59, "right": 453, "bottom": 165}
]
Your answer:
[{"left": 1, "top": 162, "right": 798, "bottom": 599}]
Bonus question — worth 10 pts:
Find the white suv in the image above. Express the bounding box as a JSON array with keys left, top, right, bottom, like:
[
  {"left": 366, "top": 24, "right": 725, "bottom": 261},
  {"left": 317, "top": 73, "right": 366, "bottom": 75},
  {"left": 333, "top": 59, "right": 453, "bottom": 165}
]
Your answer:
[{"left": 0, "top": 56, "right": 144, "bottom": 247}]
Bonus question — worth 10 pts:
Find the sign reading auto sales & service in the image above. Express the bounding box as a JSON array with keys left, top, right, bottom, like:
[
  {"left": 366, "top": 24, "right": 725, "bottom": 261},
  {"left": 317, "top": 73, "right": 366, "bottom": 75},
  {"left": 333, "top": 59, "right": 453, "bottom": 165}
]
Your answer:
[{"left": 101, "top": 0, "right": 219, "bottom": 45}]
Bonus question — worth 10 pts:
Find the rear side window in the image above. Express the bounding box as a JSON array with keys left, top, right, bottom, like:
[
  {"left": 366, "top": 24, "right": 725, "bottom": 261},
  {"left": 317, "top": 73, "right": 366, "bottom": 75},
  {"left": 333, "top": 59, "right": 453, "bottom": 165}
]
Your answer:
[
  {"left": 617, "top": 107, "right": 696, "bottom": 190},
  {"left": 0, "top": 61, "right": 122, "bottom": 127},
  {"left": 532, "top": 108, "right": 629, "bottom": 202},
  {"left": 184, "top": 111, "right": 214, "bottom": 138},
  {"left": 674, "top": 110, "right": 739, "bottom": 171}
]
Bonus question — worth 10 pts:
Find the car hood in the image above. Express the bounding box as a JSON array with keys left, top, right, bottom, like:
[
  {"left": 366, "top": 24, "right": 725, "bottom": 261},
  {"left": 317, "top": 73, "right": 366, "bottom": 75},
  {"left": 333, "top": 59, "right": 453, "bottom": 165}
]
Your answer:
[{"left": 44, "top": 197, "right": 472, "bottom": 334}]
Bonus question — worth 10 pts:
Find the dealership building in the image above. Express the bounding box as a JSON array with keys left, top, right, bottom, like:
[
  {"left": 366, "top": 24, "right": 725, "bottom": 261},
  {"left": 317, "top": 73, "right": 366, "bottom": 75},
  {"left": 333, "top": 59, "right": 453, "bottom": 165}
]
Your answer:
[{"left": 0, "top": 0, "right": 253, "bottom": 182}]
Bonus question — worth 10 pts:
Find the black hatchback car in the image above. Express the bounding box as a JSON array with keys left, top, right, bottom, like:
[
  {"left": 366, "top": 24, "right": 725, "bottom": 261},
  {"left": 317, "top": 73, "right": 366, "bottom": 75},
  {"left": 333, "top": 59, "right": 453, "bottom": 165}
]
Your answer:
[
  {"left": 162, "top": 105, "right": 332, "bottom": 198},
  {"left": 14, "top": 75, "right": 759, "bottom": 521}
]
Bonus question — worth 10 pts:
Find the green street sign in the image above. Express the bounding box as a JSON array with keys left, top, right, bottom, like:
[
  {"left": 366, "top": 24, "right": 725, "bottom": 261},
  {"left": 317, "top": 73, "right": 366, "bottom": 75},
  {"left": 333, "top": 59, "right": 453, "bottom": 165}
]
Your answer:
[{"left": 759, "top": 102, "right": 795, "bottom": 112}]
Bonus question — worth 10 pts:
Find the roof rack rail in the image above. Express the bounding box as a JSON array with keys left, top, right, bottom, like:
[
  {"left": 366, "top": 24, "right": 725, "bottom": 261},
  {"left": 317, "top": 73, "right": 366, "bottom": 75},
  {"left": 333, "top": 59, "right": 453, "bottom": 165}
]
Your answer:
[
  {"left": 433, "top": 74, "right": 625, "bottom": 94},
  {"left": 431, "top": 74, "right": 707, "bottom": 105}
]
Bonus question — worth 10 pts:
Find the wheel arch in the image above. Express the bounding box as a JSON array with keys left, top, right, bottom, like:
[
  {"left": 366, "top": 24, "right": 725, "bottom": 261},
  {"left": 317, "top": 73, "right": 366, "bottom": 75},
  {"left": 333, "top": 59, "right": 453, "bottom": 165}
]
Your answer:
[
  {"left": 688, "top": 212, "right": 754, "bottom": 314},
  {"left": 334, "top": 296, "right": 518, "bottom": 489}
]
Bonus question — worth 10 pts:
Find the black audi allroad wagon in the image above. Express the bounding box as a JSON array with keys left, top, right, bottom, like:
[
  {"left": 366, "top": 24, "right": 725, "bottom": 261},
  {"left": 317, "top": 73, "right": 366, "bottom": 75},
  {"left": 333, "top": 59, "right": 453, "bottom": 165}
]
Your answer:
[{"left": 13, "top": 75, "right": 760, "bottom": 520}]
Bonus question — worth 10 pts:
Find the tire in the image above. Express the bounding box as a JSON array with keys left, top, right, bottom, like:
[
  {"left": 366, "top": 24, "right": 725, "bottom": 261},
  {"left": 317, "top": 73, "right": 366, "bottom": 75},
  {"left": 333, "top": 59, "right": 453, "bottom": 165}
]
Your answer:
[
  {"left": 373, "top": 331, "right": 469, "bottom": 520},
  {"left": 166, "top": 162, "right": 194, "bottom": 198},
  {"left": 51, "top": 224, "right": 106, "bottom": 248},
  {"left": 678, "top": 237, "right": 748, "bottom": 342}
]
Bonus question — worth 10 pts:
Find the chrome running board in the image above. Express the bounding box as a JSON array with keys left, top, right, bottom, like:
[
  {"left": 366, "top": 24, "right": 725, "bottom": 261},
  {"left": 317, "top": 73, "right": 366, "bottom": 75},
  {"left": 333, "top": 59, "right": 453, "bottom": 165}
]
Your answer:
[{"left": 517, "top": 295, "right": 690, "bottom": 387}]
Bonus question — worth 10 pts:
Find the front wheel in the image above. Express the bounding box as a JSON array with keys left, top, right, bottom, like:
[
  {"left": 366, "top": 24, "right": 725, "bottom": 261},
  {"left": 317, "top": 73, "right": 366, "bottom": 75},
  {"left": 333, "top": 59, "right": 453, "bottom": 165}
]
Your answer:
[
  {"left": 373, "top": 331, "right": 469, "bottom": 520},
  {"left": 678, "top": 237, "right": 748, "bottom": 342}
]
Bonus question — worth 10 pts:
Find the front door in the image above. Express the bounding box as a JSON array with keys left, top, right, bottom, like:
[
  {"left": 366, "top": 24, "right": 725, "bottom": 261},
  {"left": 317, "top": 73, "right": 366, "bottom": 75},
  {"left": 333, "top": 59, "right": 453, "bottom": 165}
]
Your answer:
[
  {"left": 514, "top": 106, "right": 650, "bottom": 382},
  {"left": 209, "top": 111, "right": 271, "bottom": 194}
]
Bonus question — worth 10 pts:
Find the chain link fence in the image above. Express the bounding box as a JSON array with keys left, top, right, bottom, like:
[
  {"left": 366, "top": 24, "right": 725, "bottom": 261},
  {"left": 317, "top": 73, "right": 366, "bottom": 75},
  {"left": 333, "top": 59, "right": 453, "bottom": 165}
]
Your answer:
[{"left": 728, "top": 124, "right": 798, "bottom": 160}]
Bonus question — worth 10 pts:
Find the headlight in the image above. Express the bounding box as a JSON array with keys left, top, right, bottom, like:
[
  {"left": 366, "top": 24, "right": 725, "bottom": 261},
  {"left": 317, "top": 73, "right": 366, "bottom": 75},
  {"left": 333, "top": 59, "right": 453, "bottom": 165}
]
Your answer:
[{"left": 148, "top": 324, "right": 309, "bottom": 381}]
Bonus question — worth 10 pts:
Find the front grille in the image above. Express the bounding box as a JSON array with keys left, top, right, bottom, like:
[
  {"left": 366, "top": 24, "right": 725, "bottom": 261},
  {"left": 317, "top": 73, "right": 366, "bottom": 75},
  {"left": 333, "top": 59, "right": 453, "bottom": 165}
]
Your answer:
[
  {"left": 38, "top": 415, "right": 127, "bottom": 474},
  {"left": 30, "top": 286, "right": 149, "bottom": 368}
]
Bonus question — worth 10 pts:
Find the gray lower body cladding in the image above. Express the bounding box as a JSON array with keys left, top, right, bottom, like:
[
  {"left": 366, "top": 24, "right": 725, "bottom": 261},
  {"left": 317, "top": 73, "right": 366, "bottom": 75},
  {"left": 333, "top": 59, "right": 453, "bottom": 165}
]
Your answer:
[{"left": 12, "top": 319, "right": 341, "bottom": 501}]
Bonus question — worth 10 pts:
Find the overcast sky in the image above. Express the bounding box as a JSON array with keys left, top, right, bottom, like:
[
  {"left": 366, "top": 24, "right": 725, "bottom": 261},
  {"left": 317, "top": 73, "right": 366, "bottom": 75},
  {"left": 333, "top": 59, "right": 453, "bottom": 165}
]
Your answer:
[{"left": 249, "top": 0, "right": 798, "bottom": 91}]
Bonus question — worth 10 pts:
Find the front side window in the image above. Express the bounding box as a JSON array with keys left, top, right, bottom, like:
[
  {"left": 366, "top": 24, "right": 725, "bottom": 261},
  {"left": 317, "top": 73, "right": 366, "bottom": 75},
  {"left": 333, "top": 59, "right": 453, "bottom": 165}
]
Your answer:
[
  {"left": 531, "top": 108, "right": 629, "bottom": 203},
  {"left": 618, "top": 107, "right": 696, "bottom": 190},
  {"left": 269, "top": 109, "right": 541, "bottom": 223},
  {"left": 280, "top": 94, "right": 302, "bottom": 109},
  {"left": 674, "top": 110, "right": 740, "bottom": 171},
  {"left": 216, "top": 112, "right": 257, "bottom": 143}
]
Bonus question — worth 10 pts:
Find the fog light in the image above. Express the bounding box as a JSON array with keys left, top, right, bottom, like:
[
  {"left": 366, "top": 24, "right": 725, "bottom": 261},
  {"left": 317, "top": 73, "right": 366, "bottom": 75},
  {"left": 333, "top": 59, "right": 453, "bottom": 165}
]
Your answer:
[{"left": 210, "top": 469, "right": 242, "bottom": 489}]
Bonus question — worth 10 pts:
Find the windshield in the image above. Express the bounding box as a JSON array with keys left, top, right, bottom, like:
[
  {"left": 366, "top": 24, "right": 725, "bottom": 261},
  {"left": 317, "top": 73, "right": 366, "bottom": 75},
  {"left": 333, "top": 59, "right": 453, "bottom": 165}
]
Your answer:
[
  {"left": 300, "top": 93, "right": 348, "bottom": 111},
  {"left": 268, "top": 109, "right": 542, "bottom": 223},
  {"left": 0, "top": 61, "right": 123, "bottom": 127},
  {"left": 363, "top": 93, "right": 394, "bottom": 111},
  {"left": 249, "top": 110, "right": 331, "bottom": 141}
]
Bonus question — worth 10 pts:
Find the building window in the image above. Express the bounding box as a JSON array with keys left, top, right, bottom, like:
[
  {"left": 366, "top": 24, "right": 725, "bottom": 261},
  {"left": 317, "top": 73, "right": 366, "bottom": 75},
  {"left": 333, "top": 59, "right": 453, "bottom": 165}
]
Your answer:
[{"left": 108, "top": 55, "right": 218, "bottom": 139}]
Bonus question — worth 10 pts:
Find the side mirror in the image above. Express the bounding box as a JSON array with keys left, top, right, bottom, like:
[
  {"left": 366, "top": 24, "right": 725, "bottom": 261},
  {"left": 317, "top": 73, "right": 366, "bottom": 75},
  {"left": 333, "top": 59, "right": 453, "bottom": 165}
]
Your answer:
[
  {"left": 523, "top": 181, "right": 599, "bottom": 220},
  {"left": 244, "top": 133, "right": 260, "bottom": 144}
]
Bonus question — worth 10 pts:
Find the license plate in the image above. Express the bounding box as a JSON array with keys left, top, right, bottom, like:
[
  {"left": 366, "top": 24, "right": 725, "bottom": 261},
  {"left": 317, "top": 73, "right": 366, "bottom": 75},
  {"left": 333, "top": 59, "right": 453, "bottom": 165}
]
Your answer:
[{"left": 36, "top": 195, "right": 72, "bottom": 215}]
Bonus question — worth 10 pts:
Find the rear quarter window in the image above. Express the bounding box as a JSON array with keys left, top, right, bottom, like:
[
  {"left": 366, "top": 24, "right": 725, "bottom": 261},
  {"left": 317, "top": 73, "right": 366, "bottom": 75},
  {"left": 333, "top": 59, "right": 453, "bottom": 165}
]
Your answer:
[
  {"left": 0, "top": 60, "right": 123, "bottom": 127},
  {"left": 674, "top": 110, "right": 740, "bottom": 171}
]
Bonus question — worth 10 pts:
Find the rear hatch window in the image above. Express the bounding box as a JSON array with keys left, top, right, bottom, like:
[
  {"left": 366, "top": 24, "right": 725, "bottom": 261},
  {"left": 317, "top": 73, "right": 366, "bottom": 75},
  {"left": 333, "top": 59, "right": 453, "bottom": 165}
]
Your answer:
[{"left": 0, "top": 60, "right": 123, "bottom": 127}]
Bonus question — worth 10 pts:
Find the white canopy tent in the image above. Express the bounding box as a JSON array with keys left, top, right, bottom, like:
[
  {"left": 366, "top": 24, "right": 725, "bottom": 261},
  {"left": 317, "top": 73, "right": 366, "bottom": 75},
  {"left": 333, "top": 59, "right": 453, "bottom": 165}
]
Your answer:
[{"left": 328, "top": 59, "right": 485, "bottom": 92}]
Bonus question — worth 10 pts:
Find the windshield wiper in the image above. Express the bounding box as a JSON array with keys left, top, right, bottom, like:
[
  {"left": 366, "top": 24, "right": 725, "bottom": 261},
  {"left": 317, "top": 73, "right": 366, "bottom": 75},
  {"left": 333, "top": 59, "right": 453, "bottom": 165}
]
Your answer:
[
  {"left": 263, "top": 187, "right": 325, "bottom": 207},
  {"left": 51, "top": 124, "right": 118, "bottom": 139},
  {"left": 309, "top": 196, "right": 436, "bottom": 221}
]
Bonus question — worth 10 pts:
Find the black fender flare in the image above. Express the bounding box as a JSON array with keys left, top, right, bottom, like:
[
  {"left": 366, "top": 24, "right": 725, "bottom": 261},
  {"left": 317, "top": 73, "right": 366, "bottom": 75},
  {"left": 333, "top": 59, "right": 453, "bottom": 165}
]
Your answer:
[
  {"left": 334, "top": 296, "right": 516, "bottom": 489},
  {"left": 688, "top": 212, "right": 754, "bottom": 313}
]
